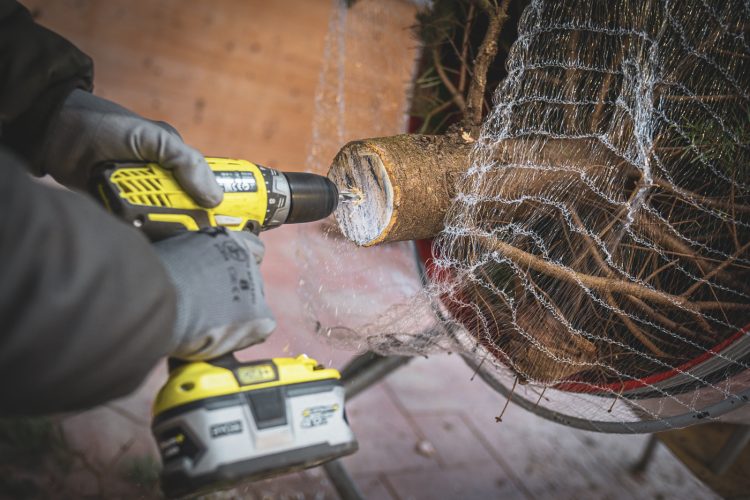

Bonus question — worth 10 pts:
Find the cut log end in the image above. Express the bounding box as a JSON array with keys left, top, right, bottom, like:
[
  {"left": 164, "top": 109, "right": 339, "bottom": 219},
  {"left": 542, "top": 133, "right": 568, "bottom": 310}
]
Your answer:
[{"left": 329, "top": 145, "right": 395, "bottom": 246}]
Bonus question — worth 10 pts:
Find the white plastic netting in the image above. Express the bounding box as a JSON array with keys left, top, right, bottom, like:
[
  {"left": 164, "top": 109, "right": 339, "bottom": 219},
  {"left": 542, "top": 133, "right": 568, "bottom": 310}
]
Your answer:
[
  {"left": 296, "top": 0, "right": 445, "bottom": 353},
  {"left": 299, "top": 0, "right": 750, "bottom": 430}
]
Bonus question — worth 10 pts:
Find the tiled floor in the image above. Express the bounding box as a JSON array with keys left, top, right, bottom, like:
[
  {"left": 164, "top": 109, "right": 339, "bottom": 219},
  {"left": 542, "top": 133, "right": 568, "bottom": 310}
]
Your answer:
[
  {"left": 71, "top": 354, "right": 713, "bottom": 499},
  {"left": 337, "top": 354, "right": 717, "bottom": 500},
  {"left": 27, "top": 225, "right": 716, "bottom": 499}
]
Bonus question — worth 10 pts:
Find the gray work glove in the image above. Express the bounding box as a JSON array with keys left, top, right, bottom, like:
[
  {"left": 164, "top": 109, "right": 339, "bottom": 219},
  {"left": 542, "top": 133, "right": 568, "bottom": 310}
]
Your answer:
[
  {"left": 40, "top": 89, "right": 223, "bottom": 207},
  {"left": 154, "top": 228, "right": 277, "bottom": 359}
]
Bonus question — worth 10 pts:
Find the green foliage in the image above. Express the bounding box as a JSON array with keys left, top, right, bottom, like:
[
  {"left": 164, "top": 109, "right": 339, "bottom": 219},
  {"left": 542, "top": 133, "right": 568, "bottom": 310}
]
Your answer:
[
  {"left": 410, "top": 0, "right": 527, "bottom": 134},
  {"left": 415, "top": 0, "right": 470, "bottom": 48},
  {"left": 682, "top": 107, "right": 750, "bottom": 180},
  {"left": 411, "top": 1, "right": 475, "bottom": 134}
]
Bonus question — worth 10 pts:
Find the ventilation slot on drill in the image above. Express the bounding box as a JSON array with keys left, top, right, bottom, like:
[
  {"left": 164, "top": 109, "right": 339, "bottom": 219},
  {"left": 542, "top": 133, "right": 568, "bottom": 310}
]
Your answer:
[{"left": 111, "top": 168, "right": 174, "bottom": 208}]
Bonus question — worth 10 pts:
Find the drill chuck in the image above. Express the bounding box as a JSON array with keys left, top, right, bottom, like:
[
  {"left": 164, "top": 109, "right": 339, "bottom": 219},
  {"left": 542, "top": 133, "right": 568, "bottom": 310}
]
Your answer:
[{"left": 283, "top": 172, "right": 339, "bottom": 224}]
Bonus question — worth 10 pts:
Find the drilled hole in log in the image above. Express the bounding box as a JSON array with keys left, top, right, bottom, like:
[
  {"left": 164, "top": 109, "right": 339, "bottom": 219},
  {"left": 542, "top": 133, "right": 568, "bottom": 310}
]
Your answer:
[{"left": 330, "top": 148, "right": 393, "bottom": 246}]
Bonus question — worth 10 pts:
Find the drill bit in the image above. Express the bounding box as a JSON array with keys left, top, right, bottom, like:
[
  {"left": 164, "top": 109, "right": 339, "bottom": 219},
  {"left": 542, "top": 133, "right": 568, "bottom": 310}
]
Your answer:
[{"left": 338, "top": 189, "right": 362, "bottom": 204}]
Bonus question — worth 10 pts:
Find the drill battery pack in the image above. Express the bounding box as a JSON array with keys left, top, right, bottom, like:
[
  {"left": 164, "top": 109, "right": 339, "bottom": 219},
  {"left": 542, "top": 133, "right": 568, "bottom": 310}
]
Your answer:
[{"left": 151, "top": 355, "right": 358, "bottom": 498}]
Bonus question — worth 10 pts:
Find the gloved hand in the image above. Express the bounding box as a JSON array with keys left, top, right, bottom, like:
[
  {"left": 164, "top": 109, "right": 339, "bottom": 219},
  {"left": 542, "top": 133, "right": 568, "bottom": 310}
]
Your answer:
[
  {"left": 154, "top": 228, "right": 277, "bottom": 359},
  {"left": 40, "top": 89, "right": 223, "bottom": 207}
]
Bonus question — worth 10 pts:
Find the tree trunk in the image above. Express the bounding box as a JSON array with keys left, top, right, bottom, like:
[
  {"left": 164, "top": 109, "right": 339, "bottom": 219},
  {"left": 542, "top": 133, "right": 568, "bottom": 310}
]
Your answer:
[{"left": 328, "top": 134, "right": 473, "bottom": 246}]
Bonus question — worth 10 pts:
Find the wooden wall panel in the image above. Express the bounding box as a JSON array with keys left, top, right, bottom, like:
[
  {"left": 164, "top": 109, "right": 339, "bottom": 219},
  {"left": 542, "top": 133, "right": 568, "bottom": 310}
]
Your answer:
[{"left": 23, "top": 0, "right": 351, "bottom": 170}]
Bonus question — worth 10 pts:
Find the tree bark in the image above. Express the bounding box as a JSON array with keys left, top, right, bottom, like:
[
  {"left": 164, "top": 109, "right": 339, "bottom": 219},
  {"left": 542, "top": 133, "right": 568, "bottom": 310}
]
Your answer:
[{"left": 328, "top": 134, "right": 473, "bottom": 246}]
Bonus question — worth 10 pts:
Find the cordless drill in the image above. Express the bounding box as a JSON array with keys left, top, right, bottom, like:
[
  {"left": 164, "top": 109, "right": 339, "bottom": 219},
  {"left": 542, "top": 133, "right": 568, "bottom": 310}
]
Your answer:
[
  {"left": 91, "top": 158, "right": 358, "bottom": 498},
  {"left": 93, "top": 157, "right": 350, "bottom": 238}
]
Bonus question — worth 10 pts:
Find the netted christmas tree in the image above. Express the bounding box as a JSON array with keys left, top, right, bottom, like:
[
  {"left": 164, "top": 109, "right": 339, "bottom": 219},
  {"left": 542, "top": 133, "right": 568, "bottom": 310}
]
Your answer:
[
  {"left": 313, "top": 0, "right": 750, "bottom": 426},
  {"left": 429, "top": 0, "right": 750, "bottom": 421}
]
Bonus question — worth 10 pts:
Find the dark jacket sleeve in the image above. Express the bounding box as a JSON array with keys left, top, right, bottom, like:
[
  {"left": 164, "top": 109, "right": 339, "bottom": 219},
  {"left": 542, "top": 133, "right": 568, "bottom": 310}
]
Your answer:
[
  {"left": 0, "top": 150, "right": 177, "bottom": 414},
  {"left": 0, "top": 0, "right": 93, "bottom": 170}
]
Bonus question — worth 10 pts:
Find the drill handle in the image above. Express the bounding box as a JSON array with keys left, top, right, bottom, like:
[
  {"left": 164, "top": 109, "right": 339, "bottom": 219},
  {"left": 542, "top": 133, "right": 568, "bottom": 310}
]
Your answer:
[{"left": 90, "top": 160, "right": 266, "bottom": 241}]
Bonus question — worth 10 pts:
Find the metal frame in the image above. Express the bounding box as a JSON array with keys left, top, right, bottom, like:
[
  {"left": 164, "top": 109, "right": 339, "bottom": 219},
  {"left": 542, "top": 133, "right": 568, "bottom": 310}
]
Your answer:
[
  {"left": 463, "top": 354, "right": 750, "bottom": 434},
  {"left": 323, "top": 352, "right": 413, "bottom": 500},
  {"left": 420, "top": 233, "right": 750, "bottom": 434}
]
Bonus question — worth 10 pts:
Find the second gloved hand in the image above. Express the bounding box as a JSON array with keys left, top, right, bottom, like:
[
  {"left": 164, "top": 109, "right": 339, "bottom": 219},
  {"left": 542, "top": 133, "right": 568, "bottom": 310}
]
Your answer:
[
  {"left": 40, "top": 89, "right": 223, "bottom": 207},
  {"left": 154, "top": 228, "right": 277, "bottom": 360}
]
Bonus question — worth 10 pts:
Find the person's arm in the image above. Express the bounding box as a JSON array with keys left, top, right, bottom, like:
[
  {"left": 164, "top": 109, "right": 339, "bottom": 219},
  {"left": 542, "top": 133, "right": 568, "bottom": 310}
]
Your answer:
[
  {"left": 0, "top": 0, "right": 93, "bottom": 169},
  {"left": 0, "top": 151, "right": 176, "bottom": 414},
  {"left": 0, "top": 150, "right": 276, "bottom": 414},
  {"left": 0, "top": 2, "right": 275, "bottom": 415},
  {"left": 0, "top": 1, "right": 224, "bottom": 207}
]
